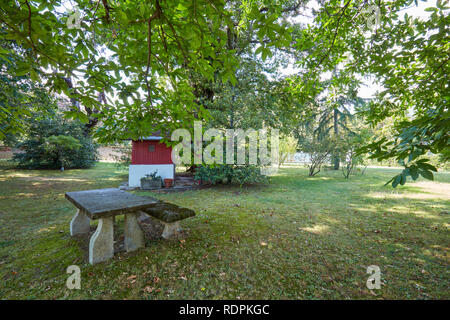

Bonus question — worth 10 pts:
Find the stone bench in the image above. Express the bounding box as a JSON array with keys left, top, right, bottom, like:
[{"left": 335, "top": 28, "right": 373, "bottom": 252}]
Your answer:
[{"left": 140, "top": 202, "right": 195, "bottom": 239}]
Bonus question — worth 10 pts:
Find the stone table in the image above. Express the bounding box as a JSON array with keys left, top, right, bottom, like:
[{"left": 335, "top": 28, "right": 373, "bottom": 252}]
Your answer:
[{"left": 65, "top": 188, "right": 158, "bottom": 265}]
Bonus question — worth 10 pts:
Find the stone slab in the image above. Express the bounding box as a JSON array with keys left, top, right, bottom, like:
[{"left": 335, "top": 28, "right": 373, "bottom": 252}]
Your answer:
[
  {"left": 124, "top": 212, "right": 145, "bottom": 252},
  {"left": 70, "top": 209, "right": 90, "bottom": 235},
  {"left": 65, "top": 188, "right": 159, "bottom": 219},
  {"left": 162, "top": 221, "right": 181, "bottom": 239},
  {"left": 142, "top": 202, "right": 195, "bottom": 223},
  {"left": 89, "top": 216, "right": 114, "bottom": 265}
]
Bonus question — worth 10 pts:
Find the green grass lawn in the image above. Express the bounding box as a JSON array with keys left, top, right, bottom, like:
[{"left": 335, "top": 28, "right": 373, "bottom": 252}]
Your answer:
[{"left": 0, "top": 161, "right": 448, "bottom": 299}]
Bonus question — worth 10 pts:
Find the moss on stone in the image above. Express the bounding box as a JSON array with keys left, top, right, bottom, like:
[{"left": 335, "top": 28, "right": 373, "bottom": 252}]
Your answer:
[{"left": 143, "top": 202, "right": 195, "bottom": 222}]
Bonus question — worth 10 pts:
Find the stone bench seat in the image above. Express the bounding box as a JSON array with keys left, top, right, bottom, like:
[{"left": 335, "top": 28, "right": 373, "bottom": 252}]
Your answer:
[{"left": 140, "top": 202, "right": 195, "bottom": 239}]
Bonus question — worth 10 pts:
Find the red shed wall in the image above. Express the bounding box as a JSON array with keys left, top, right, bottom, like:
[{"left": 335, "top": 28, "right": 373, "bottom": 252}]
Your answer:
[{"left": 131, "top": 140, "right": 173, "bottom": 165}]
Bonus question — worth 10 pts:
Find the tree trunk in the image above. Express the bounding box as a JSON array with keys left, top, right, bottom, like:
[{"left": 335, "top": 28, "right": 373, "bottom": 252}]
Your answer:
[
  {"left": 64, "top": 76, "right": 104, "bottom": 136},
  {"left": 230, "top": 86, "right": 235, "bottom": 129},
  {"left": 333, "top": 108, "right": 340, "bottom": 170},
  {"left": 227, "top": 27, "right": 236, "bottom": 130}
]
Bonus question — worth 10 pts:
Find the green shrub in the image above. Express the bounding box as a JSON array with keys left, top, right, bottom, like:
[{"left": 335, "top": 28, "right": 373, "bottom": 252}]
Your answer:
[
  {"left": 194, "top": 164, "right": 269, "bottom": 186},
  {"left": 13, "top": 116, "right": 98, "bottom": 169},
  {"left": 299, "top": 137, "right": 337, "bottom": 176},
  {"left": 44, "top": 135, "right": 82, "bottom": 170}
]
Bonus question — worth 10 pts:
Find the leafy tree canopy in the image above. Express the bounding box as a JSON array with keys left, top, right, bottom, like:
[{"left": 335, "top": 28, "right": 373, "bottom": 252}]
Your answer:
[
  {"left": 293, "top": 0, "right": 449, "bottom": 184},
  {"left": 0, "top": 40, "right": 57, "bottom": 140},
  {"left": 0, "top": 0, "right": 294, "bottom": 141},
  {"left": 1, "top": 0, "right": 448, "bottom": 185}
]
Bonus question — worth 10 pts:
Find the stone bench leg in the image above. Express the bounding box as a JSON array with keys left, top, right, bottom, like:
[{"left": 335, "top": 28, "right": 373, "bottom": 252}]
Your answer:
[
  {"left": 89, "top": 216, "right": 114, "bottom": 265},
  {"left": 162, "top": 221, "right": 181, "bottom": 239},
  {"left": 124, "top": 212, "right": 145, "bottom": 252},
  {"left": 70, "top": 209, "right": 90, "bottom": 236}
]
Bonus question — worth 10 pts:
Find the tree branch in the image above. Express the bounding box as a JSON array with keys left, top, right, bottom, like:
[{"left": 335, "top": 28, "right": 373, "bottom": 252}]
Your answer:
[
  {"left": 144, "top": 0, "right": 162, "bottom": 105},
  {"left": 101, "top": 0, "right": 111, "bottom": 23},
  {"left": 24, "top": 0, "right": 32, "bottom": 37},
  {"left": 315, "top": 0, "right": 352, "bottom": 69}
]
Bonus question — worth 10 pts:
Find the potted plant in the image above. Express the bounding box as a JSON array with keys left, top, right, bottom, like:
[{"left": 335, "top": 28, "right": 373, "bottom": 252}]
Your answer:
[
  {"left": 140, "top": 171, "right": 162, "bottom": 190},
  {"left": 163, "top": 178, "right": 173, "bottom": 188}
]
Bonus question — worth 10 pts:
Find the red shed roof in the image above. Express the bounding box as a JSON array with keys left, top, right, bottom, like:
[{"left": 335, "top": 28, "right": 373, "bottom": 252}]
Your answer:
[{"left": 126, "top": 130, "right": 171, "bottom": 141}]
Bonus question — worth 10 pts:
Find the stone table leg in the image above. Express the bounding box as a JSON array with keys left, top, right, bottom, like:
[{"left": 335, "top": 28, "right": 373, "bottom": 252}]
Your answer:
[
  {"left": 70, "top": 209, "right": 90, "bottom": 236},
  {"left": 124, "top": 212, "right": 145, "bottom": 252},
  {"left": 162, "top": 221, "right": 181, "bottom": 239},
  {"left": 89, "top": 216, "right": 114, "bottom": 265}
]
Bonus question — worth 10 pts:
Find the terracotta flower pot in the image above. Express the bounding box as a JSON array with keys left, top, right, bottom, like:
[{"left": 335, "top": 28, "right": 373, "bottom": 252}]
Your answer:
[{"left": 164, "top": 178, "right": 173, "bottom": 188}]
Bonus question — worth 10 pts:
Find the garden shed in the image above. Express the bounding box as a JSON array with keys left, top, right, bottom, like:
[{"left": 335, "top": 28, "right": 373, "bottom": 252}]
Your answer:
[{"left": 128, "top": 134, "right": 174, "bottom": 188}]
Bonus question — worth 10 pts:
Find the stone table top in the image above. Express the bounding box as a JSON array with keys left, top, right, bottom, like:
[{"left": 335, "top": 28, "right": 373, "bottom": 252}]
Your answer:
[{"left": 65, "top": 188, "right": 159, "bottom": 219}]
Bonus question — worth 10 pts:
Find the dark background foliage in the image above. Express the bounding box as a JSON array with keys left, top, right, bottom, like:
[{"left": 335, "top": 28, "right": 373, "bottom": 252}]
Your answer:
[{"left": 13, "top": 115, "right": 98, "bottom": 169}]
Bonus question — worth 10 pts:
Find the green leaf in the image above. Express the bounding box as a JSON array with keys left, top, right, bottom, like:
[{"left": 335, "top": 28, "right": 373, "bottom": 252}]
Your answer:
[
  {"left": 176, "top": 3, "right": 188, "bottom": 11},
  {"left": 410, "top": 167, "right": 419, "bottom": 180},
  {"left": 419, "top": 169, "right": 434, "bottom": 181},
  {"left": 419, "top": 162, "right": 437, "bottom": 172},
  {"left": 391, "top": 174, "right": 402, "bottom": 188}
]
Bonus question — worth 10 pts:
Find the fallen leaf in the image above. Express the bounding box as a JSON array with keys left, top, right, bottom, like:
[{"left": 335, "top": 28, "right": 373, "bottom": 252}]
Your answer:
[{"left": 144, "top": 286, "right": 154, "bottom": 293}]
